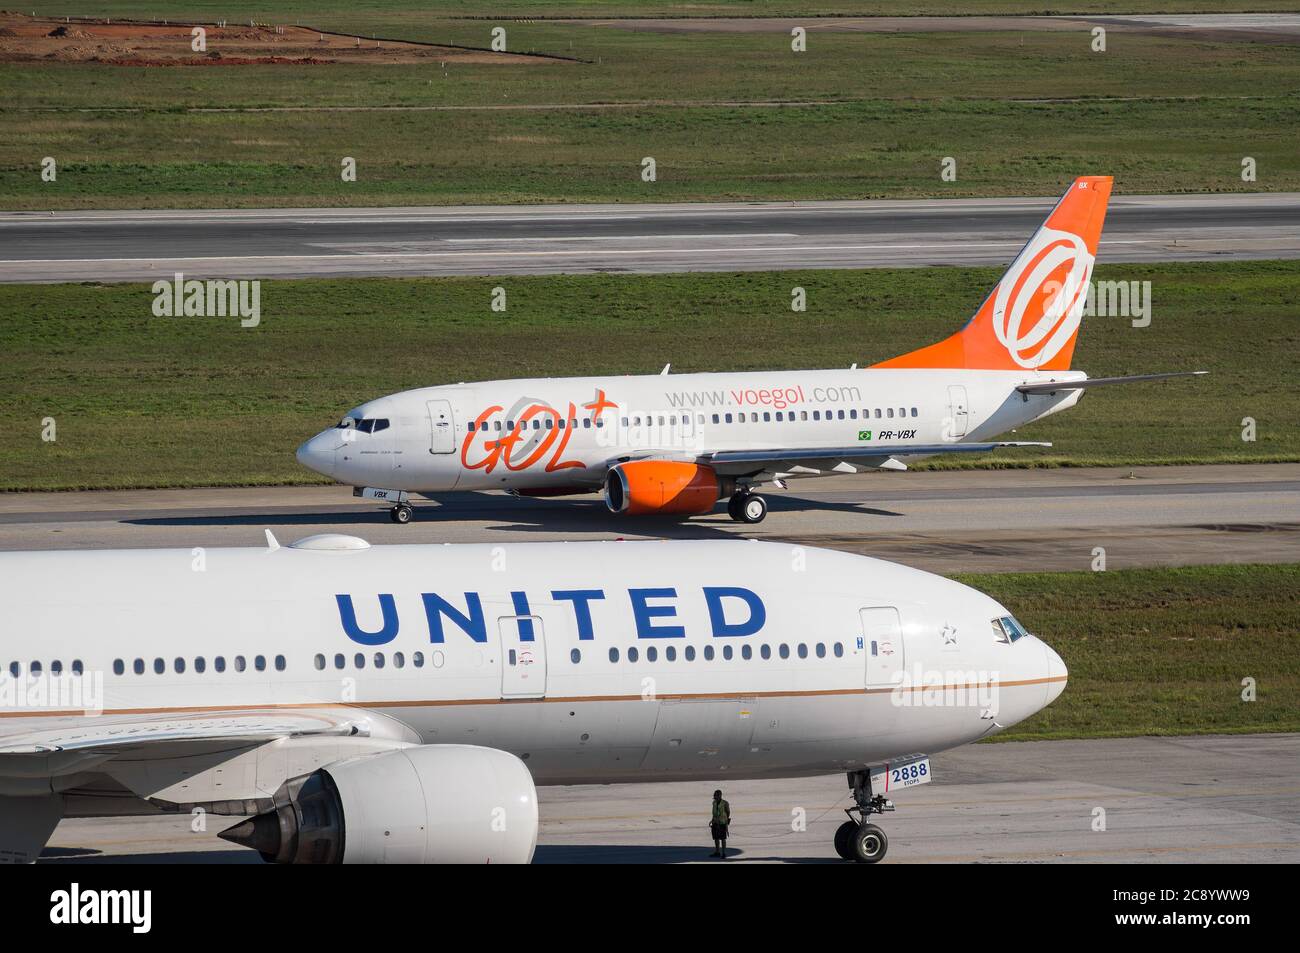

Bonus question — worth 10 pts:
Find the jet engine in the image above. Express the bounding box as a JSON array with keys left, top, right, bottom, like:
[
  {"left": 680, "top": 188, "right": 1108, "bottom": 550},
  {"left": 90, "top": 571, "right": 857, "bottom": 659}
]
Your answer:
[
  {"left": 603, "top": 461, "right": 734, "bottom": 515},
  {"left": 219, "top": 744, "right": 538, "bottom": 864}
]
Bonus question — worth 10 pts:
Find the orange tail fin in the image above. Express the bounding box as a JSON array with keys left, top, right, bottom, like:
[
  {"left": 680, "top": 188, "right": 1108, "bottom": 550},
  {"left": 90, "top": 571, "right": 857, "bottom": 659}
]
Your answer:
[{"left": 874, "top": 176, "right": 1112, "bottom": 372}]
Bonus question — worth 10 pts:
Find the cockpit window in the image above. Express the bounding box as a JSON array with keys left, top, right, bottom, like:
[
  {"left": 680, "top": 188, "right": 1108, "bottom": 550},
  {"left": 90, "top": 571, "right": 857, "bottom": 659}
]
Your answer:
[
  {"left": 336, "top": 417, "right": 389, "bottom": 433},
  {"left": 992, "top": 615, "right": 1030, "bottom": 643}
]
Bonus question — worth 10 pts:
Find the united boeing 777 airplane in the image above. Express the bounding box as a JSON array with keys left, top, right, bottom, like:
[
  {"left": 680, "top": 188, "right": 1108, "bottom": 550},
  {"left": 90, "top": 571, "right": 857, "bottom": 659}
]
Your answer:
[
  {"left": 0, "top": 537, "right": 1065, "bottom": 864},
  {"left": 296, "top": 176, "right": 1203, "bottom": 523}
]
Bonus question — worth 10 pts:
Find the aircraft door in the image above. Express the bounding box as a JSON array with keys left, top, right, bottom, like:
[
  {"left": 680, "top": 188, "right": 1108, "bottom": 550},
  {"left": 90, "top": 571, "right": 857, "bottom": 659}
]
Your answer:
[
  {"left": 861, "top": 607, "right": 904, "bottom": 688},
  {"left": 499, "top": 615, "right": 547, "bottom": 699},
  {"left": 947, "top": 385, "right": 969, "bottom": 438},
  {"left": 427, "top": 399, "right": 456, "bottom": 454}
]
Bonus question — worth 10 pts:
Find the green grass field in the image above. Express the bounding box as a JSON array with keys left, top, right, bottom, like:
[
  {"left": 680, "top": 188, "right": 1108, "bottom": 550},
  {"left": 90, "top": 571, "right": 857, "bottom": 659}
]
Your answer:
[
  {"left": 23, "top": 2, "right": 1300, "bottom": 20},
  {"left": 1, "top": 259, "right": 1294, "bottom": 491},
  {"left": 959, "top": 564, "right": 1300, "bottom": 741},
  {"left": 3, "top": 8, "right": 1298, "bottom": 207}
]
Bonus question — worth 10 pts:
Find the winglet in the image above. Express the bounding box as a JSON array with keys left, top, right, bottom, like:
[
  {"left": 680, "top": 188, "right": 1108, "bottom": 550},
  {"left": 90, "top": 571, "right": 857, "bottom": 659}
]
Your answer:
[{"left": 265, "top": 529, "right": 280, "bottom": 552}]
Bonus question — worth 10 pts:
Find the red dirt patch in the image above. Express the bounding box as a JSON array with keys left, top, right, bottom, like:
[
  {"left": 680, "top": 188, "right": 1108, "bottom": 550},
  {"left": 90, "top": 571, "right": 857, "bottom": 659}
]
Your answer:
[{"left": 0, "top": 12, "right": 555, "bottom": 66}]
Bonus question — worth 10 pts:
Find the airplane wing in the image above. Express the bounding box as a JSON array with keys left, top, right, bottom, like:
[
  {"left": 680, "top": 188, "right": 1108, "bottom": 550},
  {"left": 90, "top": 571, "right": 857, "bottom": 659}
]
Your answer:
[
  {"left": 0, "top": 707, "right": 382, "bottom": 757},
  {"left": 705, "top": 441, "right": 1050, "bottom": 471},
  {"left": 1016, "top": 370, "right": 1207, "bottom": 395}
]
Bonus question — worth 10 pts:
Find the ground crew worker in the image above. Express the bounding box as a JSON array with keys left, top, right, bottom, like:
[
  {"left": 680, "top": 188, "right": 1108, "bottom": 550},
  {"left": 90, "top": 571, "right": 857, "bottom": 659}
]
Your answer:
[{"left": 710, "top": 789, "right": 731, "bottom": 858}]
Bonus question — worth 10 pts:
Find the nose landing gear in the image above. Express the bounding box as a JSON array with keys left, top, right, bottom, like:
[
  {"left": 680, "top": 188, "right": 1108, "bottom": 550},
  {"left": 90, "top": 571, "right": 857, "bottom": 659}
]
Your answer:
[
  {"left": 389, "top": 503, "right": 414, "bottom": 524},
  {"left": 833, "top": 769, "right": 894, "bottom": 863}
]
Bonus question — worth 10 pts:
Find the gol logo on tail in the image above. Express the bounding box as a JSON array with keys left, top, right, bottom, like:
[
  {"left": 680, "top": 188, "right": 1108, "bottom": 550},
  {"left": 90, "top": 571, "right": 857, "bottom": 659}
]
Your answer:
[{"left": 992, "top": 227, "right": 1094, "bottom": 369}]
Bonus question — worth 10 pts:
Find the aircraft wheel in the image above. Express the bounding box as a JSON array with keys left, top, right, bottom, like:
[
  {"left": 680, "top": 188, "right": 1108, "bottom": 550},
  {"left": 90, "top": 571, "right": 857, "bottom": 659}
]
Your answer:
[
  {"left": 739, "top": 493, "right": 767, "bottom": 524},
  {"left": 851, "top": 823, "right": 888, "bottom": 864},
  {"left": 726, "top": 494, "right": 744, "bottom": 521},
  {"left": 390, "top": 504, "right": 413, "bottom": 524},
  {"left": 833, "top": 820, "right": 857, "bottom": 861}
]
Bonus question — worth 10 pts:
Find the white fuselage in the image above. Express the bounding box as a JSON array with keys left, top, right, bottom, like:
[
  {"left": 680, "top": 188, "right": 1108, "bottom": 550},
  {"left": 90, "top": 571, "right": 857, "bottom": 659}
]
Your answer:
[
  {"left": 296, "top": 367, "right": 1085, "bottom": 494},
  {"left": 1, "top": 539, "right": 1064, "bottom": 800}
]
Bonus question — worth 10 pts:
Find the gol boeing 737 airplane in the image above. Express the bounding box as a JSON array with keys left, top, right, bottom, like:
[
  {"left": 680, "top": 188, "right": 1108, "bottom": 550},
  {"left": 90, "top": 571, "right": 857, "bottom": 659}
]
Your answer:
[
  {"left": 1, "top": 536, "right": 1065, "bottom": 864},
  {"left": 296, "top": 176, "right": 1203, "bottom": 524}
]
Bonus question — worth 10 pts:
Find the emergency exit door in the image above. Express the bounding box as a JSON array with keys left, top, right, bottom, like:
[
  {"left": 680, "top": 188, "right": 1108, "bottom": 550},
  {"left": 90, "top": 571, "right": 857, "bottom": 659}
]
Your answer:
[
  {"left": 427, "top": 399, "right": 456, "bottom": 454},
  {"left": 861, "top": 607, "right": 904, "bottom": 688},
  {"left": 499, "top": 616, "right": 546, "bottom": 699},
  {"left": 947, "top": 386, "right": 969, "bottom": 438}
]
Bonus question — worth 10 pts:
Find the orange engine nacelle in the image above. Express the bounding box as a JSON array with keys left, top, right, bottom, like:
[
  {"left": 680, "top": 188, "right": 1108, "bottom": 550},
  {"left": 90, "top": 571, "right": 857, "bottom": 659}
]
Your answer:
[{"left": 604, "top": 462, "right": 730, "bottom": 516}]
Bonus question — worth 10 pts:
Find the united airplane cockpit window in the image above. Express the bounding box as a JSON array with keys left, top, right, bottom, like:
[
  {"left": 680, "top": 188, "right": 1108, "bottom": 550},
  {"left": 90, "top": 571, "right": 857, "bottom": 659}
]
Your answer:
[{"left": 992, "top": 615, "right": 1030, "bottom": 644}]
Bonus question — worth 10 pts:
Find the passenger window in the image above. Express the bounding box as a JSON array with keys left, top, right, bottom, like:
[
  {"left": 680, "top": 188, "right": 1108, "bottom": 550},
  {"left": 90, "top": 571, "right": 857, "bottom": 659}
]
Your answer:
[
  {"left": 628, "top": 647, "right": 639, "bottom": 662},
  {"left": 394, "top": 652, "right": 405, "bottom": 668},
  {"left": 704, "top": 645, "right": 715, "bottom": 661},
  {"left": 373, "top": 653, "right": 385, "bottom": 669},
  {"left": 685, "top": 646, "right": 696, "bottom": 661},
  {"left": 334, "top": 654, "right": 345, "bottom": 670},
  {"left": 911, "top": 408, "right": 918, "bottom": 417},
  {"left": 153, "top": 658, "right": 164, "bottom": 675},
  {"left": 134, "top": 658, "right": 145, "bottom": 675},
  {"left": 413, "top": 652, "right": 425, "bottom": 668},
  {"left": 354, "top": 653, "right": 365, "bottom": 669},
  {"left": 254, "top": 655, "right": 266, "bottom": 672},
  {"left": 275, "top": 655, "right": 286, "bottom": 671},
  {"left": 571, "top": 649, "right": 581, "bottom": 664},
  {"left": 113, "top": 659, "right": 124, "bottom": 676},
  {"left": 797, "top": 643, "right": 808, "bottom": 658},
  {"left": 813, "top": 411, "right": 820, "bottom": 421},
  {"left": 723, "top": 645, "right": 734, "bottom": 660},
  {"left": 195, "top": 657, "right": 206, "bottom": 674},
  {"left": 666, "top": 646, "right": 676, "bottom": 661},
  {"left": 833, "top": 643, "right": 844, "bottom": 658},
  {"left": 763, "top": 412, "right": 771, "bottom": 422},
  {"left": 741, "top": 645, "right": 752, "bottom": 660},
  {"left": 214, "top": 656, "right": 226, "bottom": 673},
  {"left": 779, "top": 644, "right": 790, "bottom": 659},
  {"left": 816, "top": 643, "right": 826, "bottom": 658},
  {"left": 887, "top": 408, "right": 894, "bottom": 418},
  {"left": 712, "top": 414, "right": 720, "bottom": 424},
  {"left": 234, "top": 656, "right": 246, "bottom": 672},
  {"left": 724, "top": 413, "right": 733, "bottom": 424},
  {"left": 174, "top": 658, "right": 185, "bottom": 674},
  {"left": 646, "top": 646, "right": 658, "bottom": 662},
  {"left": 315, "top": 654, "right": 326, "bottom": 671},
  {"left": 761, "top": 645, "right": 771, "bottom": 660},
  {"left": 609, "top": 647, "right": 620, "bottom": 663}
]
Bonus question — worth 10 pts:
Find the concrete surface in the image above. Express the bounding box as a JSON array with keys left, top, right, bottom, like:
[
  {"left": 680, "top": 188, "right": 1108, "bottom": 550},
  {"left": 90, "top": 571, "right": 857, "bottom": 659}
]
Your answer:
[
  {"left": 3, "top": 192, "right": 1296, "bottom": 283},
  {"left": 2, "top": 464, "right": 1297, "bottom": 574},
  {"left": 39, "top": 732, "right": 1300, "bottom": 863}
]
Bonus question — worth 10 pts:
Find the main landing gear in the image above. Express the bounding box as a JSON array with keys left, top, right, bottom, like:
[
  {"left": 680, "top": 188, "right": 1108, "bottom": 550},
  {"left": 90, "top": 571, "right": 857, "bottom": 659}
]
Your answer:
[
  {"left": 389, "top": 503, "right": 414, "bottom": 524},
  {"left": 726, "top": 491, "right": 767, "bottom": 524},
  {"left": 833, "top": 769, "right": 894, "bottom": 863}
]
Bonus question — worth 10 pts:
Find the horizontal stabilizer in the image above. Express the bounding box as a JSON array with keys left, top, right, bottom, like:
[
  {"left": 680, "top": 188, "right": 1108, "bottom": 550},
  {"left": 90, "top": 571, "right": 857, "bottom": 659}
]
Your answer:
[{"left": 1016, "top": 370, "right": 1207, "bottom": 395}]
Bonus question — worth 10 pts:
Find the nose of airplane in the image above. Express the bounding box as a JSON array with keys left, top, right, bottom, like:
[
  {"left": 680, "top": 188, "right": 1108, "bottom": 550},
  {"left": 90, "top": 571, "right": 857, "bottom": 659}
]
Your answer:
[
  {"left": 1043, "top": 642, "right": 1068, "bottom": 706},
  {"left": 296, "top": 431, "right": 336, "bottom": 477}
]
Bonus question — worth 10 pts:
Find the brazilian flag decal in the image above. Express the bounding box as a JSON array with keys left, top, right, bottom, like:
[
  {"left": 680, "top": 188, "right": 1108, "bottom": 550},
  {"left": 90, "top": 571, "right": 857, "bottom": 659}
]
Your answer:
[{"left": 858, "top": 431, "right": 872, "bottom": 441}]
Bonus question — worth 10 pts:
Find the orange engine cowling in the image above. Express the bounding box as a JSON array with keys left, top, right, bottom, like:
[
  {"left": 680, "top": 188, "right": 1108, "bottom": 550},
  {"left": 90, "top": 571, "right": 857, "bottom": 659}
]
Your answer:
[{"left": 604, "top": 461, "right": 730, "bottom": 516}]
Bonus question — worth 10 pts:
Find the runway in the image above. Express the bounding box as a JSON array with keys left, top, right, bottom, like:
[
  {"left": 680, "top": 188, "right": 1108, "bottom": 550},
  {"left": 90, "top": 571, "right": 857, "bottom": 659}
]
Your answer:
[
  {"left": 2, "top": 464, "right": 1297, "bottom": 574},
  {"left": 2, "top": 192, "right": 1296, "bottom": 283},
  {"left": 39, "top": 732, "right": 1300, "bottom": 863}
]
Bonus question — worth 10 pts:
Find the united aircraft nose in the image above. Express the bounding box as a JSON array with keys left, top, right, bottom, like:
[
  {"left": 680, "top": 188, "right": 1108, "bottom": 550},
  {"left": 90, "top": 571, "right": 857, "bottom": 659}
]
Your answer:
[
  {"left": 1044, "top": 643, "right": 1068, "bottom": 706},
  {"left": 296, "top": 432, "right": 336, "bottom": 477}
]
